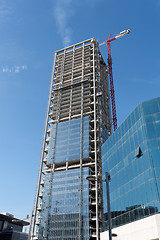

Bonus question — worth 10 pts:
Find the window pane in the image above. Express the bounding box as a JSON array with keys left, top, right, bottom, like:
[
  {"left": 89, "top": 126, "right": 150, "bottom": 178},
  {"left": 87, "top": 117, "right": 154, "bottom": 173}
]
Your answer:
[
  {"left": 146, "top": 122, "right": 156, "bottom": 139},
  {"left": 150, "top": 99, "right": 160, "bottom": 113},
  {"left": 152, "top": 148, "right": 160, "bottom": 167},
  {"left": 155, "top": 121, "right": 160, "bottom": 137},
  {"left": 142, "top": 101, "right": 152, "bottom": 115}
]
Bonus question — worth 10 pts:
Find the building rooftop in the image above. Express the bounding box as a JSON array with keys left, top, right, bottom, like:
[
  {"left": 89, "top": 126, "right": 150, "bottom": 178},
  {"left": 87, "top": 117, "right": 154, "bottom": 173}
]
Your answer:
[{"left": 0, "top": 213, "right": 30, "bottom": 226}]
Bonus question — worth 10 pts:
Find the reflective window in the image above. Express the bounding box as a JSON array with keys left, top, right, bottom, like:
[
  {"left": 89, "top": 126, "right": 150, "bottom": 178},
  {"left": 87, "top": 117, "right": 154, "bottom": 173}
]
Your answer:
[
  {"left": 155, "top": 121, "right": 160, "bottom": 137},
  {"left": 142, "top": 101, "right": 152, "bottom": 115},
  {"left": 150, "top": 98, "right": 160, "bottom": 113},
  {"left": 102, "top": 97, "right": 160, "bottom": 229},
  {"left": 146, "top": 122, "right": 156, "bottom": 139},
  {"left": 38, "top": 167, "right": 89, "bottom": 239},
  {"left": 47, "top": 117, "right": 89, "bottom": 164},
  {"left": 151, "top": 148, "right": 160, "bottom": 167}
]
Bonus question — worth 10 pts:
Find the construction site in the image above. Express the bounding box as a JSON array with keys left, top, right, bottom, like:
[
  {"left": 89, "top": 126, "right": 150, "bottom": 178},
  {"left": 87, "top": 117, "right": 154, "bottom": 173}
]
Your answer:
[{"left": 29, "top": 30, "right": 130, "bottom": 240}]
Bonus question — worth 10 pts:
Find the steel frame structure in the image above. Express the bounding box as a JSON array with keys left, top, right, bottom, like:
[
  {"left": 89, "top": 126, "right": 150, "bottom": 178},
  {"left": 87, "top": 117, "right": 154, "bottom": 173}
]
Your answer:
[{"left": 29, "top": 38, "right": 112, "bottom": 240}]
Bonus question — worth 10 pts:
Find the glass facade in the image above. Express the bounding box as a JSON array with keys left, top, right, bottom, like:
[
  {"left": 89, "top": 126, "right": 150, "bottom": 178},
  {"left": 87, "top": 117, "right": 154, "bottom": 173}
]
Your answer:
[
  {"left": 38, "top": 117, "right": 90, "bottom": 239},
  {"left": 31, "top": 38, "right": 112, "bottom": 240},
  {"left": 47, "top": 116, "right": 89, "bottom": 165},
  {"left": 38, "top": 167, "right": 89, "bottom": 239},
  {"left": 102, "top": 97, "right": 160, "bottom": 229}
]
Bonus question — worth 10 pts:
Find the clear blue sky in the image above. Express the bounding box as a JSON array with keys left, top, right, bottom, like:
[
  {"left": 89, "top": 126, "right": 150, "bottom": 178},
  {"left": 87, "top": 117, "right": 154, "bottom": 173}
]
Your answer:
[{"left": 0, "top": 0, "right": 160, "bottom": 220}]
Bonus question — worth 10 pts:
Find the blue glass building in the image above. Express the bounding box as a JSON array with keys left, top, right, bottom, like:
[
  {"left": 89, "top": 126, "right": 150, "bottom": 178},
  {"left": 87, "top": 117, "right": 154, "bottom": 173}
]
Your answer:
[
  {"left": 30, "top": 38, "right": 112, "bottom": 240},
  {"left": 102, "top": 97, "right": 160, "bottom": 230}
]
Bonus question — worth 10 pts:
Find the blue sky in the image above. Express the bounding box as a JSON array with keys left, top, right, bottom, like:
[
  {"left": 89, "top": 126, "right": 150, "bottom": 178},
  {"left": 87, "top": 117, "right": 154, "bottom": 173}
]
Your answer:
[{"left": 0, "top": 0, "right": 160, "bottom": 221}]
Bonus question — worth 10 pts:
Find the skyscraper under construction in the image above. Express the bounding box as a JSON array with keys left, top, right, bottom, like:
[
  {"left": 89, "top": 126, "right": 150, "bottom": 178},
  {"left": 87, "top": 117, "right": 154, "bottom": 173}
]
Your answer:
[{"left": 30, "top": 38, "right": 112, "bottom": 240}]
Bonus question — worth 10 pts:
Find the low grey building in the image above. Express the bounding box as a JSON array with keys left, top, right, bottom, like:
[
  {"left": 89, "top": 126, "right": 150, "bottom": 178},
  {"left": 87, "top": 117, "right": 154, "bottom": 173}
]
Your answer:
[{"left": 0, "top": 212, "right": 29, "bottom": 240}]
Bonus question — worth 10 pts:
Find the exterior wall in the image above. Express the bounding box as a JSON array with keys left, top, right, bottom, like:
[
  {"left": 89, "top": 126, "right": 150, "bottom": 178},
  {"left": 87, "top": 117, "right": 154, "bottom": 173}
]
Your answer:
[
  {"left": 12, "top": 232, "right": 28, "bottom": 240},
  {"left": 38, "top": 167, "right": 89, "bottom": 239},
  {"left": 100, "top": 213, "right": 160, "bottom": 240},
  {"left": 0, "top": 231, "right": 28, "bottom": 240},
  {"left": 30, "top": 38, "right": 112, "bottom": 240},
  {"left": 0, "top": 213, "right": 29, "bottom": 240},
  {"left": 44, "top": 117, "right": 89, "bottom": 168},
  {"left": 102, "top": 97, "right": 160, "bottom": 229}
]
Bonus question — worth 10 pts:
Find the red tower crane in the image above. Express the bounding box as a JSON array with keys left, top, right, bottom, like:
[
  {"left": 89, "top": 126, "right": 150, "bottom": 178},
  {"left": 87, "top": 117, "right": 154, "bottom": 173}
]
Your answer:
[{"left": 99, "top": 29, "right": 130, "bottom": 131}]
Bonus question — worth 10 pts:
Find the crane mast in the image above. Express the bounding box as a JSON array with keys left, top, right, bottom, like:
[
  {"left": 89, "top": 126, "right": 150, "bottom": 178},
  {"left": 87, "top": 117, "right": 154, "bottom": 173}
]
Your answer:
[
  {"left": 107, "top": 39, "right": 117, "bottom": 131},
  {"left": 99, "top": 29, "right": 130, "bottom": 131}
]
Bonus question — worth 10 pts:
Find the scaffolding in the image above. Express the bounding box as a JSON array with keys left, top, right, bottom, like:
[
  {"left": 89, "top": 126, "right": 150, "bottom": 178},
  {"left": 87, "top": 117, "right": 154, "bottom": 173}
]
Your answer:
[{"left": 29, "top": 38, "right": 112, "bottom": 240}]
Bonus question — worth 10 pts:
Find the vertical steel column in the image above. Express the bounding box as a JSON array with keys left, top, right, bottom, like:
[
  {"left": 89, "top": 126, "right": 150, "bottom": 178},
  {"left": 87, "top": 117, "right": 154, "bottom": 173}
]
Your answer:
[
  {"left": 69, "top": 47, "right": 74, "bottom": 120},
  {"left": 29, "top": 52, "right": 57, "bottom": 240},
  {"left": 79, "top": 43, "right": 85, "bottom": 240},
  {"left": 92, "top": 41, "right": 99, "bottom": 239},
  {"left": 96, "top": 49, "right": 104, "bottom": 233},
  {"left": 43, "top": 123, "right": 57, "bottom": 239},
  {"left": 57, "top": 50, "right": 66, "bottom": 124},
  {"left": 43, "top": 50, "right": 66, "bottom": 239}
]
